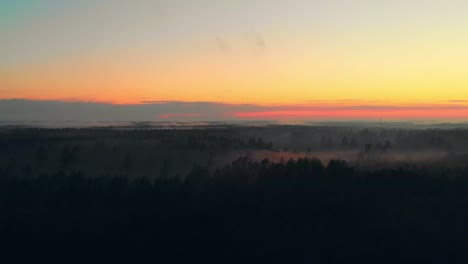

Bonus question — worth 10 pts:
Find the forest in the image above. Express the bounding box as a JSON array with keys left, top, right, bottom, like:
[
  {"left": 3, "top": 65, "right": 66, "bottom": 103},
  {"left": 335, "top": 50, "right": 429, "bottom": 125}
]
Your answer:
[{"left": 1, "top": 125, "right": 468, "bottom": 263}]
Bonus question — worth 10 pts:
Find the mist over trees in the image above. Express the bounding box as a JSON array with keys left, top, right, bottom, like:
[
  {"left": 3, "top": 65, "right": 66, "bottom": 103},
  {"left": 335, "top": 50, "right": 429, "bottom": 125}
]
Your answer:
[
  {"left": 2, "top": 125, "right": 468, "bottom": 263},
  {"left": 2, "top": 125, "right": 468, "bottom": 179}
]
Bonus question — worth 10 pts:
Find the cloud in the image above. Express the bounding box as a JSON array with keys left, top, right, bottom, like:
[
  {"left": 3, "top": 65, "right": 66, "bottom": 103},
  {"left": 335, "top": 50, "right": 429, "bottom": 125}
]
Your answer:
[
  {"left": 0, "top": 99, "right": 246, "bottom": 121},
  {"left": 234, "top": 107, "right": 468, "bottom": 119},
  {"left": 448, "top": 100, "right": 468, "bottom": 103},
  {"left": 158, "top": 113, "right": 202, "bottom": 119},
  {"left": 1, "top": 99, "right": 468, "bottom": 122},
  {"left": 140, "top": 100, "right": 180, "bottom": 104}
]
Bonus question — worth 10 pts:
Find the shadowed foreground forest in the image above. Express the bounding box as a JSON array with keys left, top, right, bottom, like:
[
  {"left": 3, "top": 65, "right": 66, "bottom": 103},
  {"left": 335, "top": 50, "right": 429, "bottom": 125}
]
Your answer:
[{"left": 2, "top": 126, "right": 468, "bottom": 263}]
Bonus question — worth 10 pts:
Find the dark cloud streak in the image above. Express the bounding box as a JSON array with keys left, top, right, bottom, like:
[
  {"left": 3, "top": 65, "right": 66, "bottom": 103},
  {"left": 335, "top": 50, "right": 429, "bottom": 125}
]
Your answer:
[{"left": 1, "top": 99, "right": 468, "bottom": 122}]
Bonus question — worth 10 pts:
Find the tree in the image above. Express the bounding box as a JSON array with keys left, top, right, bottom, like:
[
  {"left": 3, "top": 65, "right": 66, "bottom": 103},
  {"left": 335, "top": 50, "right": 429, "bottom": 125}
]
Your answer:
[
  {"left": 161, "top": 159, "right": 170, "bottom": 178},
  {"left": 326, "top": 159, "right": 353, "bottom": 177},
  {"left": 59, "top": 147, "right": 74, "bottom": 168},
  {"left": 35, "top": 145, "right": 48, "bottom": 165},
  {"left": 365, "top": 143, "right": 373, "bottom": 153},
  {"left": 123, "top": 153, "right": 134, "bottom": 172},
  {"left": 341, "top": 136, "right": 349, "bottom": 148},
  {"left": 384, "top": 140, "right": 392, "bottom": 151}
]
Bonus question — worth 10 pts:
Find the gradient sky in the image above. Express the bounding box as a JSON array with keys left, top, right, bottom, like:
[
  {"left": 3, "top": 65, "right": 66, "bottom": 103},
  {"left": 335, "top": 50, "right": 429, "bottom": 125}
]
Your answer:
[{"left": 2, "top": 1, "right": 468, "bottom": 120}]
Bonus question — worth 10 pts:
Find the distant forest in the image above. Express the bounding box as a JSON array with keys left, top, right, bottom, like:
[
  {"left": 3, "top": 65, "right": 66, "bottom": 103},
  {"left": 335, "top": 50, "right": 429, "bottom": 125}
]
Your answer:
[
  {"left": 2, "top": 126, "right": 468, "bottom": 178},
  {"left": 1, "top": 126, "right": 468, "bottom": 263}
]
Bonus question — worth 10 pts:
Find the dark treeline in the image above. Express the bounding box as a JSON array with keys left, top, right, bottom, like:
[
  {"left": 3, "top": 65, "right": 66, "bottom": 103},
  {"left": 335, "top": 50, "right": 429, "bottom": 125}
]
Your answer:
[
  {"left": 3, "top": 126, "right": 468, "bottom": 180},
  {"left": 0, "top": 128, "right": 274, "bottom": 178},
  {"left": 2, "top": 157, "right": 468, "bottom": 263}
]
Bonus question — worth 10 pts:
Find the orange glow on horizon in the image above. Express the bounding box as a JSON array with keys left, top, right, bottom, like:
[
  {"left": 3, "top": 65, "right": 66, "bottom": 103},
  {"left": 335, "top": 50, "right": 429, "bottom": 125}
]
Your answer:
[{"left": 233, "top": 108, "right": 468, "bottom": 120}]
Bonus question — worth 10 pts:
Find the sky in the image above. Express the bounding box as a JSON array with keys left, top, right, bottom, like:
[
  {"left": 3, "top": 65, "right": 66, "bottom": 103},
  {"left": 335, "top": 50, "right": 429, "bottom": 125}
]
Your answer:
[{"left": 2, "top": 0, "right": 468, "bottom": 121}]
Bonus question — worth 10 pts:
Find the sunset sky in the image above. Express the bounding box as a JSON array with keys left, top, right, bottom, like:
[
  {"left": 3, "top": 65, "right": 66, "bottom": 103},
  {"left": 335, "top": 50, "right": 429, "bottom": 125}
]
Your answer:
[{"left": 2, "top": 1, "right": 468, "bottom": 121}]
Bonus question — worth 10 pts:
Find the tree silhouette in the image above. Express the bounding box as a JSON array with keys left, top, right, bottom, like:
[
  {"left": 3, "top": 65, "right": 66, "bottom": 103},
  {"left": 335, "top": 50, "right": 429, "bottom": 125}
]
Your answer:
[
  {"left": 364, "top": 143, "right": 373, "bottom": 153},
  {"left": 341, "top": 136, "right": 349, "bottom": 148},
  {"left": 35, "top": 145, "right": 48, "bottom": 165},
  {"left": 384, "top": 140, "right": 392, "bottom": 151},
  {"left": 123, "top": 153, "right": 134, "bottom": 172},
  {"left": 59, "top": 147, "right": 74, "bottom": 168}
]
